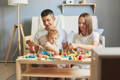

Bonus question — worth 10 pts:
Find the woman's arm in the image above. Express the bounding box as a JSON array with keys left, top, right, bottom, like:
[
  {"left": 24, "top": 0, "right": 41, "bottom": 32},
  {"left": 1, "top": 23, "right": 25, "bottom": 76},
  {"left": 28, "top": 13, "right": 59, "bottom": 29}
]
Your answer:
[{"left": 71, "top": 41, "right": 99, "bottom": 50}]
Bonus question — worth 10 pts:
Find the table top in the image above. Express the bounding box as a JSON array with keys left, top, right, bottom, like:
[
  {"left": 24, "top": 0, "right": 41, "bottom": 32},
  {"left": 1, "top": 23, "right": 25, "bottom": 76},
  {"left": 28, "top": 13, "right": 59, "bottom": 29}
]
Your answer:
[
  {"left": 93, "top": 47, "right": 120, "bottom": 56},
  {"left": 16, "top": 56, "right": 91, "bottom": 64}
]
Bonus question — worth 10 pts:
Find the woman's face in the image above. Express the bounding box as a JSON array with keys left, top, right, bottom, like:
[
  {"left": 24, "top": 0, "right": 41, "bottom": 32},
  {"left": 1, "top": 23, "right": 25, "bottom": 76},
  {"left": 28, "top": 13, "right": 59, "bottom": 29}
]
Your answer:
[{"left": 78, "top": 17, "right": 88, "bottom": 34}]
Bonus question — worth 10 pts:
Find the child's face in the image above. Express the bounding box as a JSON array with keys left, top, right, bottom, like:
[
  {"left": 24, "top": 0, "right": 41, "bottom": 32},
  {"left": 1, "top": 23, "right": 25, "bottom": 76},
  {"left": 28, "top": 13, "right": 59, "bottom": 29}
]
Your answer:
[
  {"left": 48, "top": 35, "right": 58, "bottom": 44},
  {"left": 42, "top": 15, "right": 55, "bottom": 31}
]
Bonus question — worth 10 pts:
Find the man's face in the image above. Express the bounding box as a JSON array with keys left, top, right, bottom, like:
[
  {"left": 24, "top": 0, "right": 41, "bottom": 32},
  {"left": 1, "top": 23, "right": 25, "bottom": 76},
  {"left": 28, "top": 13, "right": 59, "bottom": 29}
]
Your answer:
[{"left": 42, "top": 15, "right": 55, "bottom": 30}]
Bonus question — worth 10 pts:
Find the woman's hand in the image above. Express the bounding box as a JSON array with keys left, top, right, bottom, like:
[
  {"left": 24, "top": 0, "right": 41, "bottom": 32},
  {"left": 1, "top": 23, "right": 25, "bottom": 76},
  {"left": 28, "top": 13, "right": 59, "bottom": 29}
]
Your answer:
[
  {"left": 62, "top": 42, "right": 75, "bottom": 51},
  {"left": 68, "top": 43, "right": 79, "bottom": 49}
]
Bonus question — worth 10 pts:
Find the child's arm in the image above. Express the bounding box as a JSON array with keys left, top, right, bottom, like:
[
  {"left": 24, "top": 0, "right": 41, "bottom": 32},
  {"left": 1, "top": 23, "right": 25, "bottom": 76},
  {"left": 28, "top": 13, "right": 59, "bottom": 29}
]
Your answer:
[
  {"left": 44, "top": 42, "right": 59, "bottom": 55},
  {"left": 27, "top": 39, "right": 44, "bottom": 49},
  {"left": 26, "top": 39, "right": 44, "bottom": 53}
]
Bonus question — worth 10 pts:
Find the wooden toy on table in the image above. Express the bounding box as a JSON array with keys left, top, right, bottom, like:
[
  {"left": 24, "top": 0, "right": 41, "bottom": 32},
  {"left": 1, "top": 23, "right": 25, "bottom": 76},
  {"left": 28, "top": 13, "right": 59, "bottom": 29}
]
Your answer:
[{"left": 22, "top": 46, "right": 92, "bottom": 62}]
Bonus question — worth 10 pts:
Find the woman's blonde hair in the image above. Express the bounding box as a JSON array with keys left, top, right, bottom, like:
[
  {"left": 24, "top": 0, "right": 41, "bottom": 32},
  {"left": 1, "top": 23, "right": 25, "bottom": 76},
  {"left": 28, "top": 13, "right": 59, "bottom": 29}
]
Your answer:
[{"left": 78, "top": 13, "right": 93, "bottom": 35}]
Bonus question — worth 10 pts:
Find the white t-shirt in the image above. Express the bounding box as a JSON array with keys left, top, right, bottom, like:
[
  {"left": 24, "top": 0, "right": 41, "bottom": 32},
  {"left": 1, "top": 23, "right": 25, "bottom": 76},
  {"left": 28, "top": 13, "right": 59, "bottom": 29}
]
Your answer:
[
  {"left": 73, "top": 32, "right": 100, "bottom": 45},
  {"left": 34, "top": 28, "right": 67, "bottom": 49},
  {"left": 35, "top": 35, "right": 61, "bottom": 49},
  {"left": 72, "top": 32, "right": 100, "bottom": 69}
]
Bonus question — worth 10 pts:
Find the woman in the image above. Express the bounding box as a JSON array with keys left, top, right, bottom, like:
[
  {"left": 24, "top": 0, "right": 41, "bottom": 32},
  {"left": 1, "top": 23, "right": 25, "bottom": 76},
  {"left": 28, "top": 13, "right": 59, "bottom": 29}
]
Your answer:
[
  {"left": 68, "top": 13, "right": 100, "bottom": 80},
  {"left": 70, "top": 13, "right": 99, "bottom": 50}
]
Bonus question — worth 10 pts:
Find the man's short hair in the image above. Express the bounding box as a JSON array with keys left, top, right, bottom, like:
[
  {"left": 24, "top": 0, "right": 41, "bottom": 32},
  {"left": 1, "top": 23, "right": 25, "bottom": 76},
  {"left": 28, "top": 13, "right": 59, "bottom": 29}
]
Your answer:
[{"left": 41, "top": 9, "right": 54, "bottom": 17}]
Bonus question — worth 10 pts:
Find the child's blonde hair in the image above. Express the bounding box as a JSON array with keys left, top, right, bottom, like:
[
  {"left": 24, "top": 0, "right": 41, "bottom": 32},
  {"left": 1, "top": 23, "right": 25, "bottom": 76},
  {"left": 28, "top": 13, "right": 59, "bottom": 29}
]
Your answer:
[{"left": 47, "top": 29, "right": 59, "bottom": 38}]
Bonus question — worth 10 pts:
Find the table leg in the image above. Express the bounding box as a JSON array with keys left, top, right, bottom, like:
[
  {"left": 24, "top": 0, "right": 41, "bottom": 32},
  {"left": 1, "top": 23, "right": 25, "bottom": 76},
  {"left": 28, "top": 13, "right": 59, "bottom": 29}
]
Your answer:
[{"left": 16, "top": 61, "right": 22, "bottom": 80}]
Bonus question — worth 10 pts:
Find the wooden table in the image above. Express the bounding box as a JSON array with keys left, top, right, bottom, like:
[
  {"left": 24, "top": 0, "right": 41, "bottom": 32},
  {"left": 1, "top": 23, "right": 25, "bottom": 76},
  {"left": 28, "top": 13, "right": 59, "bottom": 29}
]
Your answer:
[
  {"left": 16, "top": 57, "right": 95, "bottom": 80},
  {"left": 93, "top": 47, "right": 120, "bottom": 80}
]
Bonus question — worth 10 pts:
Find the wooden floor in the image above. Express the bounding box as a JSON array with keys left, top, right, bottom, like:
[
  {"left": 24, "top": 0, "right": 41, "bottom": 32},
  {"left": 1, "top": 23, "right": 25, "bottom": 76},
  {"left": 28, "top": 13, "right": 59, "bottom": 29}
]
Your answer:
[
  {"left": 0, "top": 63, "right": 16, "bottom": 80},
  {"left": 0, "top": 63, "right": 80, "bottom": 80},
  {"left": 0, "top": 63, "right": 48, "bottom": 80}
]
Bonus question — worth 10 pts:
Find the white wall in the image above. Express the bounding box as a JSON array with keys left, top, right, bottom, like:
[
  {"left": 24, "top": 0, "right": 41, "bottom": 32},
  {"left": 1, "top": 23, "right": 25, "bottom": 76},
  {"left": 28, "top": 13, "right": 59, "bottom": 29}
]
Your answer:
[{"left": 96, "top": 0, "right": 120, "bottom": 46}]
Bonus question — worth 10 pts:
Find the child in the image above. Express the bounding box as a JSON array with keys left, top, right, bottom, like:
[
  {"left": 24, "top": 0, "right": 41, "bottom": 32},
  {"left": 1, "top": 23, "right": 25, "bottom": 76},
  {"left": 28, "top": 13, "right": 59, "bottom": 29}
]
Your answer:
[
  {"left": 45, "top": 29, "right": 60, "bottom": 55},
  {"left": 26, "top": 29, "right": 60, "bottom": 55},
  {"left": 41, "top": 29, "right": 65, "bottom": 80},
  {"left": 35, "top": 29, "right": 60, "bottom": 56},
  {"left": 27, "top": 29, "right": 63, "bottom": 80}
]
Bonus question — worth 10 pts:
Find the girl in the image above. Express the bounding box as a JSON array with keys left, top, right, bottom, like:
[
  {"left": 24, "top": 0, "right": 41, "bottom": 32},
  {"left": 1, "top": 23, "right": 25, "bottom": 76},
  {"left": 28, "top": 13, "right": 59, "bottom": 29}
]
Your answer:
[{"left": 35, "top": 29, "right": 60, "bottom": 55}]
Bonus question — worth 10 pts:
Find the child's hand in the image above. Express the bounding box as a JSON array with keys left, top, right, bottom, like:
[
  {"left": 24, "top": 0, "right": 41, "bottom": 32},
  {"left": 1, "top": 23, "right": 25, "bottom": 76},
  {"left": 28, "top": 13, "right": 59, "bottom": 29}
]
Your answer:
[
  {"left": 26, "top": 40, "right": 34, "bottom": 47},
  {"left": 34, "top": 45, "right": 39, "bottom": 53},
  {"left": 26, "top": 40, "right": 41, "bottom": 53},
  {"left": 68, "top": 43, "right": 73, "bottom": 50}
]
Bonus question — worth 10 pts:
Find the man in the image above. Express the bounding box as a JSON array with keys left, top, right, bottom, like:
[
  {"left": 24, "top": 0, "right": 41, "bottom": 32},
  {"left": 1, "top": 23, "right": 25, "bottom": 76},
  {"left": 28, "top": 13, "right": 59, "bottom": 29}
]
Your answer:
[{"left": 34, "top": 9, "right": 67, "bottom": 54}]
